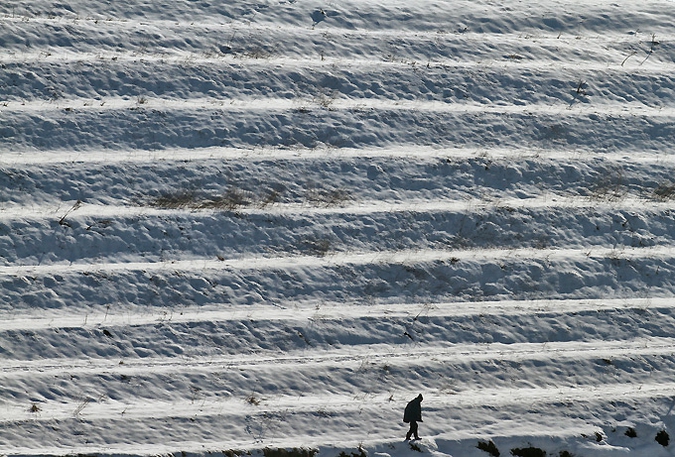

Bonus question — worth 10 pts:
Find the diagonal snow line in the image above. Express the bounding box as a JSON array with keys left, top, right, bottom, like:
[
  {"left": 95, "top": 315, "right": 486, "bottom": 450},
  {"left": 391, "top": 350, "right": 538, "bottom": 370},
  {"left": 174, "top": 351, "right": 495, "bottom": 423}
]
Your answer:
[
  {"left": 1, "top": 245, "right": 675, "bottom": 277},
  {"left": 1, "top": 337, "right": 674, "bottom": 377},
  {"left": 2, "top": 144, "right": 675, "bottom": 166},
  {"left": 4, "top": 380, "right": 675, "bottom": 424},
  {"left": 0, "top": 195, "right": 672, "bottom": 220},
  {"left": 435, "top": 381, "right": 675, "bottom": 410},
  {"left": 0, "top": 14, "right": 662, "bottom": 43},
  {"left": 3, "top": 12, "right": 669, "bottom": 65},
  {"left": 1, "top": 48, "right": 671, "bottom": 74},
  {"left": 0, "top": 296, "right": 671, "bottom": 332},
  {"left": 2, "top": 95, "right": 673, "bottom": 117}
]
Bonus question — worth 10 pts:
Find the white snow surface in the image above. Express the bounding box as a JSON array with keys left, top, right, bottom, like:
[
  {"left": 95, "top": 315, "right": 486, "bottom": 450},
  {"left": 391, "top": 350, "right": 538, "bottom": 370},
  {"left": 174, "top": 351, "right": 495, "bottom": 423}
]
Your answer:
[{"left": 2, "top": 0, "right": 675, "bottom": 456}]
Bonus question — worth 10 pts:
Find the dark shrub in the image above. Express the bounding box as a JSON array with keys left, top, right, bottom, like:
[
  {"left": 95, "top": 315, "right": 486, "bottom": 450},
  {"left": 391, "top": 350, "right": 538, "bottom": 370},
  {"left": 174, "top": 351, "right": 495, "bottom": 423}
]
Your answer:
[
  {"left": 263, "top": 448, "right": 318, "bottom": 457},
  {"left": 477, "top": 440, "right": 500, "bottom": 457},
  {"left": 655, "top": 430, "right": 670, "bottom": 447},
  {"left": 510, "top": 446, "right": 546, "bottom": 457},
  {"left": 338, "top": 447, "right": 366, "bottom": 457}
]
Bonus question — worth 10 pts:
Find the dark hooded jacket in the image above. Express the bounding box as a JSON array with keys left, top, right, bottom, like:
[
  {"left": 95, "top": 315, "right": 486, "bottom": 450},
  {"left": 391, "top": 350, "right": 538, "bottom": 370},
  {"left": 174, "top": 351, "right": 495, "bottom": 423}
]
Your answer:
[{"left": 403, "top": 394, "right": 423, "bottom": 423}]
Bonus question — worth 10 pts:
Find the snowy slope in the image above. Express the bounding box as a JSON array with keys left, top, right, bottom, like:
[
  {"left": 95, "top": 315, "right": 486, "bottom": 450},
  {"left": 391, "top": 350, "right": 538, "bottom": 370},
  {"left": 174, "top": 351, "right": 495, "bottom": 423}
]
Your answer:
[{"left": 2, "top": 1, "right": 675, "bottom": 456}]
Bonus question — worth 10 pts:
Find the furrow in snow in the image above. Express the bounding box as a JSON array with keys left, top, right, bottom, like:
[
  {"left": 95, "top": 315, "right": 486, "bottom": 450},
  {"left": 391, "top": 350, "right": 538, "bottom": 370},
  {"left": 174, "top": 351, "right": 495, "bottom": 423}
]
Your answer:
[
  {"left": 1, "top": 337, "right": 674, "bottom": 376},
  {"left": 18, "top": 198, "right": 675, "bottom": 267},
  {"left": 1, "top": 5, "right": 672, "bottom": 67},
  {"left": 5, "top": 151, "right": 675, "bottom": 217},
  {"left": 3, "top": 105, "right": 674, "bottom": 151},
  {"left": 3, "top": 57, "right": 675, "bottom": 109},
  {"left": 1, "top": 10, "right": 672, "bottom": 41},
  {"left": 1, "top": 246, "right": 674, "bottom": 313},
  {"left": 3, "top": 302, "right": 675, "bottom": 364},
  {"left": 4, "top": 382, "right": 675, "bottom": 426},
  {"left": 4, "top": 0, "right": 674, "bottom": 34}
]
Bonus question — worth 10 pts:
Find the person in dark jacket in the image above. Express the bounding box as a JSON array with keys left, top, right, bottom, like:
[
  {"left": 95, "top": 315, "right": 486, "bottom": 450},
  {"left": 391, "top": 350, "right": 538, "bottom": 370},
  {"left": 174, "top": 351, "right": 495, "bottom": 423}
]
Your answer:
[{"left": 403, "top": 393, "right": 423, "bottom": 440}]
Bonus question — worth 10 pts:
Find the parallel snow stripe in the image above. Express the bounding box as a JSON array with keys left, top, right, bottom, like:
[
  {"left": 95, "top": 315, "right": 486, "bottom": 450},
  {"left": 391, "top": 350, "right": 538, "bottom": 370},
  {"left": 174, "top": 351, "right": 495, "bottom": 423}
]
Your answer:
[
  {"left": 4, "top": 46, "right": 670, "bottom": 67},
  {"left": 4, "top": 380, "right": 675, "bottom": 424},
  {"left": 1, "top": 196, "right": 672, "bottom": 220},
  {"left": 1, "top": 246, "right": 674, "bottom": 276},
  {"left": 3, "top": 4, "right": 670, "bottom": 46},
  {"left": 2, "top": 14, "right": 668, "bottom": 42},
  {"left": 3, "top": 145, "right": 675, "bottom": 166},
  {"left": 2, "top": 96, "right": 674, "bottom": 116},
  {"left": 0, "top": 297, "right": 671, "bottom": 332},
  {"left": 1, "top": 337, "right": 674, "bottom": 376},
  {"left": 3, "top": 103, "right": 672, "bottom": 152}
]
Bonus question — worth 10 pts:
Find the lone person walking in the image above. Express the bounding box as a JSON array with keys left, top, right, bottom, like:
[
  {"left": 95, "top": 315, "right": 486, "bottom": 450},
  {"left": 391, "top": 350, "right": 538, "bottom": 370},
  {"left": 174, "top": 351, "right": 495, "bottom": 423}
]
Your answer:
[{"left": 403, "top": 393, "right": 423, "bottom": 440}]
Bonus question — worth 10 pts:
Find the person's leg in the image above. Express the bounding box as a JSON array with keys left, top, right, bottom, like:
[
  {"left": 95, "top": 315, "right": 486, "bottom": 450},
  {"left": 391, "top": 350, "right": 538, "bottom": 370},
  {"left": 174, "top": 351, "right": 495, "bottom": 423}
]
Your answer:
[
  {"left": 406, "top": 421, "right": 416, "bottom": 440},
  {"left": 412, "top": 420, "right": 420, "bottom": 439},
  {"left": 406, "top": 421, "right": 418, "bottom": 440}
]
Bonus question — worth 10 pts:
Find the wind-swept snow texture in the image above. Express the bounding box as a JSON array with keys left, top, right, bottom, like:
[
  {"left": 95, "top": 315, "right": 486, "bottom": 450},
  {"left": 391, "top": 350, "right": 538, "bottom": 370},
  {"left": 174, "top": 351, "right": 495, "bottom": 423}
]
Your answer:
[{"left": 2, "top": 1, "right": 675, "bottom": 456}]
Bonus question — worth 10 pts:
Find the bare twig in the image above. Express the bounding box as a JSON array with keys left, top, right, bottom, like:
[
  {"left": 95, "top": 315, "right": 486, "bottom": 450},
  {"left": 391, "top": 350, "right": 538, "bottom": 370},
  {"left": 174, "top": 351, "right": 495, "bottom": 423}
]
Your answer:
[{"left": 59, "top": 200, "right": 83, "bottom": 226}]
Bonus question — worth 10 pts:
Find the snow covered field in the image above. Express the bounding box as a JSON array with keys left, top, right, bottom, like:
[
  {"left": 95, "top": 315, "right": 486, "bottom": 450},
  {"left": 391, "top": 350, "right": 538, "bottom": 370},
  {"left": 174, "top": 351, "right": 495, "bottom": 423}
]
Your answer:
[{"left": 2, "top": 1, "right": 675, "bottom": 456}]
